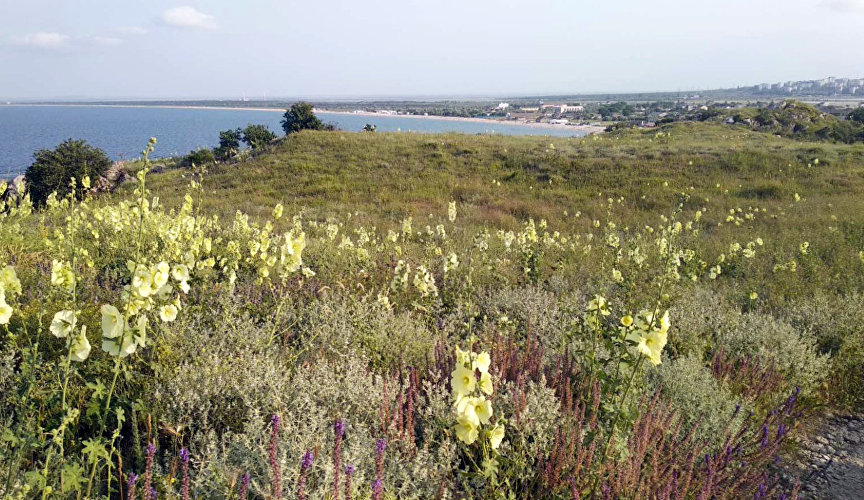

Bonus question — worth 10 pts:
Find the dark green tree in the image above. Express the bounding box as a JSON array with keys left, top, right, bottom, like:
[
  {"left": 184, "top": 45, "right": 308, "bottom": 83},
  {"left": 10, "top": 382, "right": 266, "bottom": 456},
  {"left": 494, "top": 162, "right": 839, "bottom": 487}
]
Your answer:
[
  {"left": 215, "top": 128, "right": 243, "bottom": 160},
  {"left": 25, "top": 139, "right": 112, "bottom": 206},
  {"left": 362, "top": 123, "right": 377, "bottom": 132},
  {"left": 242, "top": 124, "right": 278, "bottom": 151},
  {"left": 848, "top": 107, "right": 864, "bottom": 125},
  {"left": 281, "top": 102, "right": 323, "bottom": 134}
]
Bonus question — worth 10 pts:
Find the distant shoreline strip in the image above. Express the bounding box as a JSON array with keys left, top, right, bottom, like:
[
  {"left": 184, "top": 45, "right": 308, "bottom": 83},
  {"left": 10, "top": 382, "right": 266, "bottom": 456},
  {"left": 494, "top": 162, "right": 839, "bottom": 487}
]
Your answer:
[{"left": 3, "top": 103, "right": 604, "bottom": 134}]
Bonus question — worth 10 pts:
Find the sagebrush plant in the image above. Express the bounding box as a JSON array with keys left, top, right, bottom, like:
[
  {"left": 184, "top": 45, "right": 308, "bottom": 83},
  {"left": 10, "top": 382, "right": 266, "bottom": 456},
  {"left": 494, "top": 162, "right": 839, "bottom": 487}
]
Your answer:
[{"left": 0, "top": 133, "right": 861, "bottom": 499}]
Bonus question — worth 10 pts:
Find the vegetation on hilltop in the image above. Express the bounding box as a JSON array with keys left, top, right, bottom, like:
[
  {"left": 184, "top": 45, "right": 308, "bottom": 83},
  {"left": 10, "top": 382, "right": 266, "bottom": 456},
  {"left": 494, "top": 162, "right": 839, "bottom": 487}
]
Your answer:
[
  {"left": 690, "top": 100, "right": 864, "bottom": 143},
  {"left": 1, "top": 126, "right": 863, "bottom": 498}
]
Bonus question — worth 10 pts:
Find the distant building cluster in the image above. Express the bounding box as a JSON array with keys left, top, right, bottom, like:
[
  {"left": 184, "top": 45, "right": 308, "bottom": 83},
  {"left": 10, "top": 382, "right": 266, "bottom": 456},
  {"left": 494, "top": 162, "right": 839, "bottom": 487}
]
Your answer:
[{"left": 751, "top": 77, "right": 864, "bottom": 96}]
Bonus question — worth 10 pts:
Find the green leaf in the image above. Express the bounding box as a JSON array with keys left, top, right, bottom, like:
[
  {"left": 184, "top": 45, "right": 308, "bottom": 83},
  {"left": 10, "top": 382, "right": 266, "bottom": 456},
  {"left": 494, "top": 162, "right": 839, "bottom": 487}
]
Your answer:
[
  {"left": 61, "top": 463, "right": 86, "bottom": 493},
  {"left": 81, "top": 438, "right": 109, "bottom": 464}
]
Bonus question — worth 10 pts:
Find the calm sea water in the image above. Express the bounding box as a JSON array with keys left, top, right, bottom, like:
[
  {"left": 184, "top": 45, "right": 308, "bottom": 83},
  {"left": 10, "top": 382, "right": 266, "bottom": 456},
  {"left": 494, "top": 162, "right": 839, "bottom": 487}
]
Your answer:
[{"left": 0, "top": 105, "right": 585, "bottom": 178}]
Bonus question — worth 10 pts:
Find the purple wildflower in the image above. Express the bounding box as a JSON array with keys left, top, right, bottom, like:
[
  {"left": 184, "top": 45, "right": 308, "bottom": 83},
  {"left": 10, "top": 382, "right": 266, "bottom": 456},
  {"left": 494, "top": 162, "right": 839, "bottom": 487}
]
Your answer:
[
  {"left": 372, "top": 479, "right": 384, "bottom": 500},
  {"left": 374, "top": 438, "right": 387, "bottom": 499},
  {"left": 144, "top": 443, "right": 156, "bottom": 498},
  {"left": 297, "top": 450, "right": 314, "bottom": 500},
  {"left": 344, "top": 464, "right": 355, "bottom": 500},
  {"left": 179, "top": 447, "right": 191, "bottom": 500},
  {"left": 127, "top": 473, "right": 139, "bottom": 500}
]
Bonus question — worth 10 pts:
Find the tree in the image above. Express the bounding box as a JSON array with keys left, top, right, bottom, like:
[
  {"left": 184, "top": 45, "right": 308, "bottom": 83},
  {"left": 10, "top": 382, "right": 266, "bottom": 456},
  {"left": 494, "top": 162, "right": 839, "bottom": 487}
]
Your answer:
[
  {"left": 242, "top": 124, "right": 278, "bottom": 151},
  {"left": 281, "top": 102, "right": 323, "bottom": 134},
  {"left": 215, "top": 128, "right": 242, "bottom": 160},
  {"left": 848, "top": 107, "right": 864, "bottom": 125},
  {"left": 25, "top": 139, "right": 112, "bottom": 206},
  {"left": 363, "top": 123, "right": 377, "bottom": 132}
]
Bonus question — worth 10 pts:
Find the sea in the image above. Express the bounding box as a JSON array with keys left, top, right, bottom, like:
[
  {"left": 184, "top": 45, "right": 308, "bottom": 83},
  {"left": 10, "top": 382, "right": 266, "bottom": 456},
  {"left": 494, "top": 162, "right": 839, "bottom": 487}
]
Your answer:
[{"left": 0, "top": 105, "right": 587, "bottom": 178}]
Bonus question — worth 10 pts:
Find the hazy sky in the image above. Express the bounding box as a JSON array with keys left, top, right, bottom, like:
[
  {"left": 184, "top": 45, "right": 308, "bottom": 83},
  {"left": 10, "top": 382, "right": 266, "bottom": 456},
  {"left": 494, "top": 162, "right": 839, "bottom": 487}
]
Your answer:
[{"left": 1, "top": 0, "right": 863, "bottom": 99}]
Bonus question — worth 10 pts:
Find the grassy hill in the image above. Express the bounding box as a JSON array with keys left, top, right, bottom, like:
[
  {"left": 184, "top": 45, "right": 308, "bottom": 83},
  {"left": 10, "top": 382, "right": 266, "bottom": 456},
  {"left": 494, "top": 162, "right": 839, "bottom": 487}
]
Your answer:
[
  {"left": 2, "top": 123, "right": 864, "bottom": 498},
  {"left": 138, "top": 122, "right": 864, "bottom": 226}
]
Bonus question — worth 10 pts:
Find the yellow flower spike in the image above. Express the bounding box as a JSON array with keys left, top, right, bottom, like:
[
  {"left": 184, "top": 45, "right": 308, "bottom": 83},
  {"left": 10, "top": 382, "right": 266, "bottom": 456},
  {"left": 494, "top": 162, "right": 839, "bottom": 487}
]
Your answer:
[{"left": 451, "top": 365, "right": 476, "bottom": 397}]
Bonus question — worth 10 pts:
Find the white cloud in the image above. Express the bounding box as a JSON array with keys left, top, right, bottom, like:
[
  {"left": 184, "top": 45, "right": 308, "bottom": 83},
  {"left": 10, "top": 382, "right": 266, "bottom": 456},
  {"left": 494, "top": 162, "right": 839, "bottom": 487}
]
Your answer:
[
  {"left": 13, "top": 32, "right": 70, "bottom": 49},
  {"left": 87, "top": 36, "right": 123, "bottom": 46},
  {"left": 161, "top": 6, "right": 218, "bottom": 30},
  {"left": 822, "top": 0, "right": 864, "bottom": 11},
  {"left": 114, "top": 26, "right": 148, "bottom": 36}
]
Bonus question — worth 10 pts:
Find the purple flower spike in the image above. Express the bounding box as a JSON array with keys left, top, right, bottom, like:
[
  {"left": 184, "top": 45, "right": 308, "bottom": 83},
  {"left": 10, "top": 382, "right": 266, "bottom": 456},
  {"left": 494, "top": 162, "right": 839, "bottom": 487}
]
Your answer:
[
  {"left": 372, "top": 479, "right": 383, "bottom": 496},
  {"left": 301, "top": 450, "right": 314, "bottom": 470},
  {"left": 179, "top": 447, "right": 190, "bottom": 462},
  {"left": 345, "top": 464, "right": 355, "bottom": 475},
  {"left": 375, "top": 438, "right": 387, "bottom": 454},
  {"left": 127, "top": 473, "right": 139, "bottom": 487},
  {"left": 335, "top": 419, "right": 346, "bottom": 438}
]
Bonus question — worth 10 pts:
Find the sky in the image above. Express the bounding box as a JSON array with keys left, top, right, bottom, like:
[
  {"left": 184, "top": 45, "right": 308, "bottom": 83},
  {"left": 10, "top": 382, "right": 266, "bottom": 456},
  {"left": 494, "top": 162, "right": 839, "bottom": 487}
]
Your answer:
[{"left": 0, "top": 0, "right": 863, "bottom": 100}]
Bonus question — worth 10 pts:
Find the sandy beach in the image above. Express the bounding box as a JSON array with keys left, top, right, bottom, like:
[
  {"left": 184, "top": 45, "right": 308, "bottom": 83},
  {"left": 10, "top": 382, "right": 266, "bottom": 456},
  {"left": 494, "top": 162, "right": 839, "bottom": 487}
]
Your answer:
[
  {"left": 3, "top": 103, "right": 605, "bottom": 134},
  {"left": 312, "top": 108, "right": 606, "bottom": 134}
]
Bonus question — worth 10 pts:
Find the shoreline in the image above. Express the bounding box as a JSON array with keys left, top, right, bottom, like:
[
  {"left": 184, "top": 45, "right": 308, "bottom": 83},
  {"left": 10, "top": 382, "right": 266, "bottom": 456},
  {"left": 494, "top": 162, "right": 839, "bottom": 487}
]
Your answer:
[{"left": 3, "top": 103, "right": 605, "bottom": 134}]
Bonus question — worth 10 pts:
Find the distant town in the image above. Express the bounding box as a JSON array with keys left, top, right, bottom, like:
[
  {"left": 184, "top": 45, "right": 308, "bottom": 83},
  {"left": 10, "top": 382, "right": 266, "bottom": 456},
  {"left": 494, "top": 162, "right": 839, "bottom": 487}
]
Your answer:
[{"left": 5, "top": 76, "right": 862, "bottom": 131}]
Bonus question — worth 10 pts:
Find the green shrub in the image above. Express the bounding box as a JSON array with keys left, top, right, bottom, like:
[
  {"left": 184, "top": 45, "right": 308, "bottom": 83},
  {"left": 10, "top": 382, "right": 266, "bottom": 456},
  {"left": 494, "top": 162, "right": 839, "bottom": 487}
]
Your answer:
[
  {"left": 25, "top": 138, "right": 112, "bottom": 205},
  {"left": 651, "top": 355, "right": 747, "bottom": 447},
  {"left": 181, "top": 147, "right": 216, "bottom": 168}
]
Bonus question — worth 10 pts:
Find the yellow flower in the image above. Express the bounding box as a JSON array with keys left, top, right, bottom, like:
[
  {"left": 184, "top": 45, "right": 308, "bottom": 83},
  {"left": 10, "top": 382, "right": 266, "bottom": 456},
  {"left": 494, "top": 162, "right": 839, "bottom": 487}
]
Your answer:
[
  {"left": 658, "top": 310, "right": 670, "bottom": 336},
  {"left": 0, "top": 294, "right": 12, "bottom": 325},
  {"left": 70, "top": 326, "right": 91, "bottom": 362},
  {"left": 448, "top": 201, "right": 457, "bottom": 223},
  {"left": 451, "top": 365, "right": 476, "bottom": 397},
  {"left": 637, "top": 330, "right": 666, "bottom": 366},
  {"left": 489, "top": 423, "right": 505, "bottom": 450},
  {"left": 478, "top": 371, "right": 494, "bottom": 395},
  {"left": 50, "top": 260, "right": 75, "bottom": 291},
  {"left": 172, "top": 264, "right": 190, "bottom": 283},
  {"left": 587, "top": 295, "right": 610, "bottom": 315},
  {"left": 102, "top": 332, "right": 137, "bottom": 358},
  {"left": 468, "top": 397, "right": 493, "bottom": 425},
  {"left": 159, "top": 304, "right": 178, "bottom": 322},
  {"left": 0, "top": 266, "right": 21, "bottom": 295},
  {"left": 455, "top": 415, "right": 479, "bottom": 445},
  {"left": 455, "top": 346, "right": 472, "bottom": 365},
  {"left": 153, "top": 262, "right": 170, "bottom": 288},
  {"left": 132, "top": 266, "right": 154, "bottom": 297},
  {"left": 273, "top": 203, "right": 284, "bottom": 219},
  {"left": 50, "top": 310, "right": 77, "bottom": 338},
  {"left": 100, "top": 304, "right": 124, "bottom": 339},
  {"left": 749, "top": 291, "right": 758, "bottom": 301},
  {"left": 621, "top": 315, "right": 633, "bottom": 327},
  {"left": 473, "top": 351, "right": 491, "bottom": 374}
]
